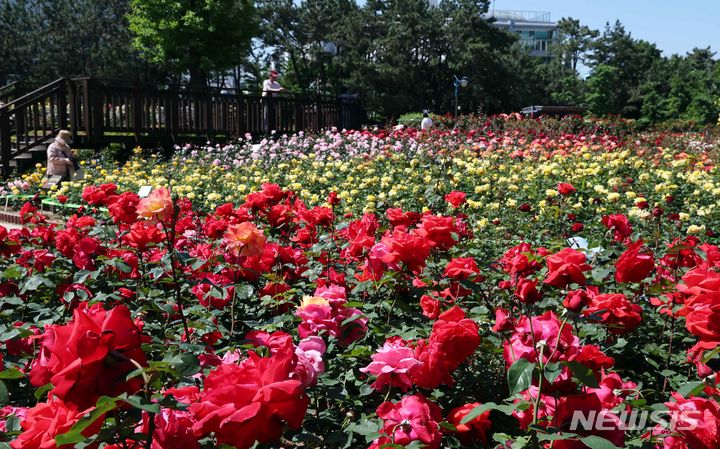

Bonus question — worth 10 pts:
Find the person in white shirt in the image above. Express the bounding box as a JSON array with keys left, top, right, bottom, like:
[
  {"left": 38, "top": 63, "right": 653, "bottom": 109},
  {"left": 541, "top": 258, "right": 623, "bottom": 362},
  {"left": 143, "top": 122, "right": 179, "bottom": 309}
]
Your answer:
[
  {"left": 262, "top": 70, "right": 284, "bottom": 97},
  {"left": 421, "top": 110, "right": 433, "bottom": 130},
  {"left": 263, "top": 70, "right": 285, "bottom": 133}
]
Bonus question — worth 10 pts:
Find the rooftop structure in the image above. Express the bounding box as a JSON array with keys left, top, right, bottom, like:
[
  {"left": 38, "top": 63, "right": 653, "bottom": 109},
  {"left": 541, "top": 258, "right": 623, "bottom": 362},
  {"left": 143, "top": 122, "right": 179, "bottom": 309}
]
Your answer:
[{"left": 487, "top": 10, "right": 557, "bottom": 58}]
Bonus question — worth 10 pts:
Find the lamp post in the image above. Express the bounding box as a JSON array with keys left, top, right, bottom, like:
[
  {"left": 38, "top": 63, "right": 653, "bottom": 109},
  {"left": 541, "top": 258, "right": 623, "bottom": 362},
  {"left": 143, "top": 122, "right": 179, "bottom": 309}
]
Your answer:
[{"left": 453, "top": 75, "right": 469, "bottom": 118}]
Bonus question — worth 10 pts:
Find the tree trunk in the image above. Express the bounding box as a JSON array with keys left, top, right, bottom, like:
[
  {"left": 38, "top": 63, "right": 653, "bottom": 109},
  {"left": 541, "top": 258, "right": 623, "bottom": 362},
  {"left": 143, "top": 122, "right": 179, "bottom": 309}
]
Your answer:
[{"left": 189, "top": 65, "right": 208, "bottom": 90}]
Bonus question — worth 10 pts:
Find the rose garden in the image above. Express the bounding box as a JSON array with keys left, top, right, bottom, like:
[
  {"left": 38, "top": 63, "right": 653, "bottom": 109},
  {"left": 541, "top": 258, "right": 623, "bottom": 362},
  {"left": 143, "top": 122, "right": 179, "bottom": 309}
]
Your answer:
[
  {"left": 3, "top": 1, "right": 720, "bottom": 447},
  {"left": 0, "top": 115, "right": 719, "bottom": 448}
]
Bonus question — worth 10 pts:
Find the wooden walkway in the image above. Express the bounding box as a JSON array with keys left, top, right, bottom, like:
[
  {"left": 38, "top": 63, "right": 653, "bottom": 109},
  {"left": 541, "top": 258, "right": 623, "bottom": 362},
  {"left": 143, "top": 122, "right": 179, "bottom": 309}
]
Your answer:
[{"left": 0, "top": 78, "right": 363, "bottom": 177}]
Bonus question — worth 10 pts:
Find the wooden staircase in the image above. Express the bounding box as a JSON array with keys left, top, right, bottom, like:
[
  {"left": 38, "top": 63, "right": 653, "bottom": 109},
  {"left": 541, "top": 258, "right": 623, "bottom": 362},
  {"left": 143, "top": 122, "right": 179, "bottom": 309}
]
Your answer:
[{"left": 0, "top": 78, "right": 363, "bottom": 178}]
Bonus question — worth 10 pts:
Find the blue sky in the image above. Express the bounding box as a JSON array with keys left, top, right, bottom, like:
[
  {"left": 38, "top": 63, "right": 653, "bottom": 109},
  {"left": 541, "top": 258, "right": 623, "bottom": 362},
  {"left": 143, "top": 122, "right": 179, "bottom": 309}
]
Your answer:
[{"left": 490, "top": 0, "right": 719, "bottom": 56}]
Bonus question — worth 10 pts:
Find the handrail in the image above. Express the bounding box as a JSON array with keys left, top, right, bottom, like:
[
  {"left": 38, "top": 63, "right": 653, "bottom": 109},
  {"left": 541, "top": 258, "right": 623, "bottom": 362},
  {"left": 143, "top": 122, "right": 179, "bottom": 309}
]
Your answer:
[
  {"left": 0, "top": 78, "right": 66, "bottom": 111},
  {"left": 84, "top": 78, "right": 339, "bottom": 102}
]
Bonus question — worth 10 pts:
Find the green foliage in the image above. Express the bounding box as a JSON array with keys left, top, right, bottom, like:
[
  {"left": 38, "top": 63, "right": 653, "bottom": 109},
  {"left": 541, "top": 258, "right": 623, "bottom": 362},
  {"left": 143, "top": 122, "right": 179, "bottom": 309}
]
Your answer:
[
  {"left": 0, "top": 0, "right": 148, "bottom": 85},
  {"left": 127, "top": 0, "right": 256, "bottom": 86}
]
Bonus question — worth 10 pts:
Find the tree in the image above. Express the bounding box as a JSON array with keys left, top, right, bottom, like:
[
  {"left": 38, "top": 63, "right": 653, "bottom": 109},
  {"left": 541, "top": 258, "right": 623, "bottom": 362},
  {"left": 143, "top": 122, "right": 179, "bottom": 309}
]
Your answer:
[
  {"left": 554, "top": 17, "right": 598, "bottom": 74},
  {"left": 586, "top": 21, "right": 661, "bottom": 117},
  {"left": 128, "top": 0, "right": 257, "bottom": 87}
]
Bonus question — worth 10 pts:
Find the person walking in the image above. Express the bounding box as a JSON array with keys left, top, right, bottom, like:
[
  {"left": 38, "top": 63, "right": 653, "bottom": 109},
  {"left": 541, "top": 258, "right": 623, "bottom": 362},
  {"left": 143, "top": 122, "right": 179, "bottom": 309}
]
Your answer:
[{"left": 46, "top": 130, "right": 78, "bottom": 181}]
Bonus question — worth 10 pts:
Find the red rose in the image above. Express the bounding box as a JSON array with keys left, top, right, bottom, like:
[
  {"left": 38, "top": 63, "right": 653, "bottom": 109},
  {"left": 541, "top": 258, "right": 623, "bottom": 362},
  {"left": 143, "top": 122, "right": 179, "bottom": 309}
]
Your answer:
[
  {"left": 420, "top": 295, "right": 441, "bottom": 319},
  {"left": 492, "top": 308, "right": 513, "bottom": 333},
  {"left": 190, "top": 345, "right": 309, "bottom": 449},
  {"left": 29, "top": 303, "right": 148, "bottom": 410},
  {"left": 413, "top": 215, "right": 458, "bottom": 251},
  {"left": 430, "top": 307, "right": 480, "bottom": 368},
  {"left": 123, "top": 221, "right": 165, "bottom": 251},
  {"left": 81, "top": 183, "right": 118, "bottom": 206},
  {"left": 563, "top": 289, "right": 594, "bottom": 313},
  {"left": 379, "top": 230, "right": 431, "bottom": 274},
  {"left": 602, "top": 214, "right": 633, "bottom": 242},
  {"left": 553, "top": 393, "right": 625, "bottom": 449},
  {"left": 447, "top": 402, "right": 492, "bottom": 444},
  {"left": 10, "top": 397, "right": 104, "bottom": 449},
  {"left": 107, "top": 191, "right": 140, "bottom": 225},
  {"left": 412, "top": 307, "right": 480, "bottom": 388},
  {"left": 615, "top": 240, "right": 654, "bottom": 283},
  {"left": 570, "top": 344, "right": 615, "bottom": 377},
  {"left": 677, "top": 266, "right": 720, "bottom": 296},
  {"left": 514, "top": 278, "right": 542, "bottom": 304},
  {"left": 443, "top": 257, "right": 480, "bottom": 280},
  {"left": 385, "top": 208, "right": 422, "bottom": 228},
  {"left": 664, "top": 394, "right": 720, "bottom": 449},
  {"left": 571, "top": 222, "right": 584, "bottom": 232},
  {"left": 444, "top": 191, "right": 467, "bottom": 208},
  {"left": 583, "top": 293, "right": 643, "bottom": 334},
  {"left": 327, "top": 191, "right": 341, "bottom": 206},
  {"left": 557, "top": 182, "right": 576, "bottom": 195},
  {"left": 544, "top": 248, "right": 592, "bottom": 288},
  {"left": 683, "top": 292, "right": 720, "bottom": 343}
]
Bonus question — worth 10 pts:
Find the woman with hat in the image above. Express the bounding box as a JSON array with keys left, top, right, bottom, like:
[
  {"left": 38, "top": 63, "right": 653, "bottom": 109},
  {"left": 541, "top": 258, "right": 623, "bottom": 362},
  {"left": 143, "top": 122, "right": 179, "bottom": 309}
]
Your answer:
[{"left": 46, "top": 130, "right": 78, "bottom": 181}]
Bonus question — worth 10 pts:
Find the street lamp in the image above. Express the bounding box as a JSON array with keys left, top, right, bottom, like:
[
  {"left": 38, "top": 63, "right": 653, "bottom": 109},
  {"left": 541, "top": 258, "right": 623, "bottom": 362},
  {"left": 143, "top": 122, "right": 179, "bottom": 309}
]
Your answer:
[{"left": 453, "top": 75, "right": 469, "bottom": 118}]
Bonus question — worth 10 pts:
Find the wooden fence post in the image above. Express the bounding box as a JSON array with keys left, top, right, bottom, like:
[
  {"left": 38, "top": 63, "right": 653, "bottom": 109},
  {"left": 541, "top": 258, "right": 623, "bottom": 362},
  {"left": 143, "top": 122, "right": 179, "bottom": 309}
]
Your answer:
[
  {"left": 165, "top": 87, "right": 178, "bottom": 142},
  {"left": 82, "top": 79, "right": 92, "bottom": 143},
  {"left": 58, "top": 80, "right": 68, "bottom": 130},
  {"left": 316, "top": 97, "right": 324, "bottom": 132},
  {"left": 295, "top": 97, "right": 304, "bottom": 132},
  {"left": 133, "top": 84, "right": 143, "bottom": 143},
  {"left": 90, "top": 79, "right": 104, "bottom": 150}
]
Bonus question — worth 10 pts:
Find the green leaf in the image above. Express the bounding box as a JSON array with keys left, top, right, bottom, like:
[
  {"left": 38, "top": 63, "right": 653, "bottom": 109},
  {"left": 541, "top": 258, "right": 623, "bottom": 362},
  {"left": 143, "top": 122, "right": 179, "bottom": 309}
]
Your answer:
[
  {"left": 170, "top": 353, "right": 201, "bottom": 376},
  {"left": 0, "top": 381, "right": 8, "bottom": 404},
  {"left": 580, "top": 435, "right": 620, "bottom": 449},
  {"left": 565, "top": 361, "right": 600, "bottom": 388},
  {"left": 0, "top": 368, "right": 24, "bottom": 379},
  {"left": 460, "top": 401, "right": 527, "bottom": 425},
  {"left": 3, "top": 265, "right": 25, "bottom": 280},
  {"left": 701, "top": 346, "right": 720, "bottom": 364},
  {"left": 507, "top": 358, "right": 535, "bottom": 395},
  {"left": 125, "top": 395, "right": 161, "bottom": 414},
  {"left": 3, "top": 413, "right": 20, "bottom": 432},
  {"left": 460, "top": 403, "right": 494, "bottom": 424},
  {"left": 34, "top": 383, "right": 53, "bottom": 400},
  {"left": 676, "top": 380, "right": 705, "bottom": 397},
  {"left": 544, "top": 362, "right": 564, "bottom": 384},
  {"left": 234, "top": 284, "right": 254, "bottom": 299},
  {"left": 20, "top": 275, "right": 44, "bottom": 292},
  {"left": 54, "top": 397, "right": 117, "bottom": 445},
  {"left": 438, "top": 421, "right": 458, "bottom": 432}
]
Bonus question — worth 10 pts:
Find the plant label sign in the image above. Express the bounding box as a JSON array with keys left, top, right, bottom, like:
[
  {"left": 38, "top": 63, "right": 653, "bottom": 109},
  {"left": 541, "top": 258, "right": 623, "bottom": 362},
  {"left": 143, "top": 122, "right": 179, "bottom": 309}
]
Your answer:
[
  {"left": 42, "top": 175, "right": 63, "bottom": 189},
  {"left": 138, "top": 186, "right": 153, "bottom": 198}
]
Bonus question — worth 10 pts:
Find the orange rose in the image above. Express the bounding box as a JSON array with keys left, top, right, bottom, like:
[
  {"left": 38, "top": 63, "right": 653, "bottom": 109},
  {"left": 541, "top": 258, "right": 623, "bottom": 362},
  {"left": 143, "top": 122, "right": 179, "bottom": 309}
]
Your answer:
[
  {"left": 137, "top": 188, "right": 173, "bottom": 222},
  {"left": 224, "top": 222, "right": 266, "bottom": 257}
]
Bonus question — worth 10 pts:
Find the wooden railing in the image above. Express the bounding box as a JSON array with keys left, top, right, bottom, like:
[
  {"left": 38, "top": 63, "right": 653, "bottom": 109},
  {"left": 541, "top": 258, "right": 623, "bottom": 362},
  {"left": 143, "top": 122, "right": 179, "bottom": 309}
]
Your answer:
[
  {"left": 0, "top": 77, "right": 362, "bottom": 177},
  {"left": 0, "top": 79, "right": 68, "bottom": 176}
]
